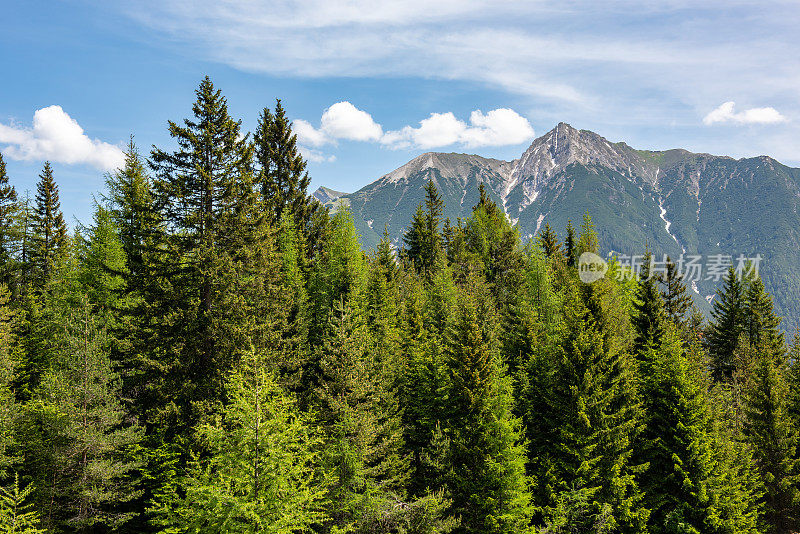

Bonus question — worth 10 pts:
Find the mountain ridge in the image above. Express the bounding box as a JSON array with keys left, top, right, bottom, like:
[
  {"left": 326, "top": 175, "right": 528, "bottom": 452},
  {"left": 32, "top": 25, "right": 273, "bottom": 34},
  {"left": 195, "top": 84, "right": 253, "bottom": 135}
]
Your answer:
[{"left": 313, "top": 123, "right": 800, "bottom": 330}]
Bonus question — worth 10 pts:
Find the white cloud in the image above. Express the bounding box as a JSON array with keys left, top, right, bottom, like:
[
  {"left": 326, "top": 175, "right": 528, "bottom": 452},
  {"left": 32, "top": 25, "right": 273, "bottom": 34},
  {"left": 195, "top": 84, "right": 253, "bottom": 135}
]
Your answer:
[
  {"left": 382, "top": 108, "right": 535, "bottom": 149},
  {"left": 0, "top": 106, "right": 124, "bottom": 171},
  {"left": 299, "top": 145, "right": 336, "bottom": 163},
  {"left": 320, "top": 102, "right": 383, "bottom": 142},
  {"left": 294, "top": 102, "right": 383, "bottom": 148},
  {"left": 703, "top": 101, "right": 787, "bottom": 125}
]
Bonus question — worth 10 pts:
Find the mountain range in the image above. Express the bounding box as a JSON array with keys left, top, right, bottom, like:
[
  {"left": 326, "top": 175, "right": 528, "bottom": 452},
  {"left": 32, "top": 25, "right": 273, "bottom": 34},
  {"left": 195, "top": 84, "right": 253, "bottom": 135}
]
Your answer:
[{"left": 314, "top": 123, "right": 800, "bottom": 331}]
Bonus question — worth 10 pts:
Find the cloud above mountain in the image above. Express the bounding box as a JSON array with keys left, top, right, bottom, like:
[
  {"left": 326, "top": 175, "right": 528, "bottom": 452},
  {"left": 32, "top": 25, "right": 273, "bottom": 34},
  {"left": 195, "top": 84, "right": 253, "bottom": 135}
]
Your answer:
[
  {"left": 295, "top": 102, "right": 534, "bottom": 157},
  {"left": 0, "top": 106, "right": 124, "bottom": 171},
  {"left": 703, "top": 102, "right": 787, "bottom": 126}
]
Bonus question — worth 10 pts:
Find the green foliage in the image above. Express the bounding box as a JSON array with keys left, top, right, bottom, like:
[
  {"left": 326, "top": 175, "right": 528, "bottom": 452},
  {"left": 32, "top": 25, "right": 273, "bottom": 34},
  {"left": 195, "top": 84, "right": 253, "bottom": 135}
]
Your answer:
[
  {"left": 29, "top": 162, "right": 67, "bottom": 288},
  {"left": 150, "top": 348, "right": 324, "bottom": 533},
  {"left": 707, "top": 267, "right": 747, "bottom": 381},
  {"left": 0, "top": 474, "right": 44, "bottom": 533}
]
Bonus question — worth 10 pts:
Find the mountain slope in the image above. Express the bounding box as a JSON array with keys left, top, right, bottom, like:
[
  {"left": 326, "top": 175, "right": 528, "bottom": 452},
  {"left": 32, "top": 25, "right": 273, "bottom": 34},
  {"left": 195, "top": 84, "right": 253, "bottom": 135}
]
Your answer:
[{"left": 315, "top": 124, "right": 800, "bottom": 331}]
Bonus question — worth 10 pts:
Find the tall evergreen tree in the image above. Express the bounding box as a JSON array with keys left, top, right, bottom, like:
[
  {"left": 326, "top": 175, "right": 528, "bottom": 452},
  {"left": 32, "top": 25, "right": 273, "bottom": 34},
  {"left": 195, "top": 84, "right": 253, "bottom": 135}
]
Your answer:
[
  {"left": 659, "top": 256, "right": 693, "bottom": 327},
  {"left": 0, "top": 154, "right": 19, "bottom": 287},
  {"left": 253, "top": 99, "right": 329, "bottom": 257},
  {"left": 633, "top": 251, "right": 666, "bottom": 356},
  {"left": 706, "top": 267, "right": 747, "bottom": 381},
  {"left": 402, "top": 181, "right": 444, "bottom": 276},
  {"left": 743, "top": 347, "right": 800, "bottom": 533},
  {"left": 537, "top": 223, "right": 562, "bottom": 260},
  {"left": 29, "top": 162, "right": 67, "bottom": 288},
  {"left": 442, "top": 278, "right": 532, "bottom": 533},
  {"left": 745, "top": 276, "right": 785, "bottom": 357},
  {"left": 564, "top": 220, "right": 577, "bottom": 267},
  {"left": 149, "top": 76, "right": 259, "bottom": 433}
]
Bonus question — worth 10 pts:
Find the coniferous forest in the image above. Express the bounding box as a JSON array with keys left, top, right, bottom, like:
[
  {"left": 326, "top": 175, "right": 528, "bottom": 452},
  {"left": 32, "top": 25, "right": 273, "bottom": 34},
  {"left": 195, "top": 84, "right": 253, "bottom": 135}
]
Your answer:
[{"left": 1, "top": 77, "right": 800, "bottom": 534}]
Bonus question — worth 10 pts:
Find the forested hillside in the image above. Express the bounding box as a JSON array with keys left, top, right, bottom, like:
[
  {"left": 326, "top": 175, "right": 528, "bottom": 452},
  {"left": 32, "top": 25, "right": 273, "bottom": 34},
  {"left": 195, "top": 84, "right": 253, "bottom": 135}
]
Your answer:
[{"left": 1, "top": 77, "right": 799, "bottom": 533}]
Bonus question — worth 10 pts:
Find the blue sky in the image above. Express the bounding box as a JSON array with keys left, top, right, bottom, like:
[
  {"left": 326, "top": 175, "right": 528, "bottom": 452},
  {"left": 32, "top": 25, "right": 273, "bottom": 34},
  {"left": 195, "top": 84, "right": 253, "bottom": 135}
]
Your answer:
[{"left": 1, "top": 0, "right": 798, "bottom": 225}]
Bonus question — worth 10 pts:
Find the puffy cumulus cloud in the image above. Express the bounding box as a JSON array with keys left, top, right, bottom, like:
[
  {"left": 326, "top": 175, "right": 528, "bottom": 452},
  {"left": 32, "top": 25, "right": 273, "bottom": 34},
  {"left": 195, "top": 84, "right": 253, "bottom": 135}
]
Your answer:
[
  {"left": 703, "top": 101, "right": 787, "bottom": 126},
  {"left": 382, "top": 108, "right": 535, "bottom": 149},
  {"left": 294, "top": 102, "right": 535, "bottom": 156},
  {"left": 294, "top": 101, "right": 383, "bottom": 148},
  {"left": 0, "top": 106, "right": 125, "bottom": 171},
  {"left": 320, "top": 102, "right": 383, "bottom": 142},
  {"left": 298, "top": 145, "right": 336, "bottom": 163}
]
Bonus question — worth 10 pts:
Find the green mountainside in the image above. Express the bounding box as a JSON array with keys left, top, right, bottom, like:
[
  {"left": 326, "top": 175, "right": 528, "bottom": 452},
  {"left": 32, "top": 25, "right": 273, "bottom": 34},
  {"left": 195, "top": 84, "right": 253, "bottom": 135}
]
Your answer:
[{"left": 315, "top": 123, "right": 800, "bottom": 330}]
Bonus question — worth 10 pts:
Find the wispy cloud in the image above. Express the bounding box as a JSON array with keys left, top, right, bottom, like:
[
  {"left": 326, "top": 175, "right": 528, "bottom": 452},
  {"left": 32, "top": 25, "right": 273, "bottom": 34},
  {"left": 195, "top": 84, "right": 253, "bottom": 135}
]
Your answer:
[
  {"left": 0, "top": 106, "right": 124, "bottom": 171},
  {"left": 294, "top": 102, "right": 535, "bottom": 156},
  {"left": 703, "top": 101, "right": 787, "bottom": 125}
]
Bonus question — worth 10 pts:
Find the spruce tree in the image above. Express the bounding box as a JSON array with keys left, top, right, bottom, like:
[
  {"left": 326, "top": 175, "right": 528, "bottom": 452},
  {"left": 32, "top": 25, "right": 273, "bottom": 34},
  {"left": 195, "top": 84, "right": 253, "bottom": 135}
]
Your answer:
[
  {"left": 442, "top": 277, "right": 532, "bottom": 533},
  {"left": 253, "top": 99, "right": 329, "bottom": 257},
  {"left": 530, "top": 282, "right": 647, "bottom": 533},
  {"left": 564, "top": 220, "right": 577, "bottom": 267},
  {"left": 659, "top": 256, "right": 693, "bottom": 327},
  {"left": 0, "top": 154, "right": 19, "bottom": 287},
  {"left": 706, "top": 267, "right": 747, "bottom": 381},
  {"left": 633, "top": 251, "right": 666, "bottom": 356},
  {"left": 149, "top": 75, "right": 258, "bottom": 433},
  {"left": 0, "top": 474, "right": 44, "bottom": 533},
  {"left": 745, "top": 276, "right": 785, "bottom": 357},
  {"left": 18, "top": 297, "right": 142, "bottom": 532},
  {"left": 402, "top": 181, "right": 444, "bottom": 276},
  {"left": 30, "top": 162, "right": 67, "bottom": 288},
  {"left": 150, "top": 347, "right": 325, "bottom": 533},
  {"left": 537, "top": 223, "right": 562, "bottom": 260},
  {"left": 742, "top": 347, "right": 800, "bottom": 533}
]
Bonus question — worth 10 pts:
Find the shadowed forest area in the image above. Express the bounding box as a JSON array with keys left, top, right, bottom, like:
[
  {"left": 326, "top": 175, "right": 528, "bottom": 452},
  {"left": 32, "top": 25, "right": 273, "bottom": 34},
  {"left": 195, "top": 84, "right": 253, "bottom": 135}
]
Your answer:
[{"left": 0, "top": 77, "right": 799, "bottom": 534}]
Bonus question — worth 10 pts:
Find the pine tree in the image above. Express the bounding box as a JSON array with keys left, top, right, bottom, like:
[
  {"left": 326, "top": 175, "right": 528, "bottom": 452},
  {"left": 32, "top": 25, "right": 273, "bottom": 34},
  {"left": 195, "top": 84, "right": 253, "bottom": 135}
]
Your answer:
[
  {"left": 29, "top": 162, "right": 67, "bottom": 288},
  {"left": 442, "top": 278, "right": 532, "bottom": 533},
  {"left": 706, "top": 267, "right": 747, "bottom": 381},
  {"left": 253, "top": 99, "right": 329, "bottom": 257},
  {"left": 659, "top": 256, "right": 693, "bottom": 327},
  {"left": 0, "top": 153, "right": 19, "bottom": 287},
  {"left": 0, "top": 285, "right": 16, "bottom": 479}
]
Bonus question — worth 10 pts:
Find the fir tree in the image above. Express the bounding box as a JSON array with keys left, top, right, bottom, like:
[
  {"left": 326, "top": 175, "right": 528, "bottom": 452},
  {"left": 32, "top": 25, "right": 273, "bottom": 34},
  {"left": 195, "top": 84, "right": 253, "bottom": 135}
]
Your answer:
[
  {"left": 564, "top": 220, "right": 577, "bottom": 267},
  {"left": 743, "top": 348, "right": 800, "bottom": 533},
  {"left": 0, "top": 153, "right": 19, "bottom": 287},
  {"left": 30, "top": 162, "right": 67, "bottom": 288},
  {"left": 442, "top": 278, "right": 532, "bottom": 533},
  {"left": 706, "top": 267, "right": 747, "bottom": 381},
  {"left": 659, "top": 256, "right": 693, "bottom": 327},
  {"left": 745, "top": 276, "right": 785, "bottom": 357},
  {"left": 253, "top": 99, "right": 329, "bottom": 257}
]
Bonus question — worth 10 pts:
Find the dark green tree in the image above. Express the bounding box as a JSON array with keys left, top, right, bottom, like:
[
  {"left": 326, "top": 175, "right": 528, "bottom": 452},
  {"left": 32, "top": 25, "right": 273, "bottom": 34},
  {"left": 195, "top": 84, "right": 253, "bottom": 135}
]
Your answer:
[
  {"left": 564, "top": 220, "right": 577, "bottom": 267},
  {"left": 659, "top": 256, "right": 693, "bottom": 327},
  {"left": 537, "top": 223, "right": 562, "bottom": 260},
  {"left": 633, "top": 251, "right": 666, "bottom": 356},
  {"left": 442, "top": 278, "right": 532, "bottom": 533},
  {"left": 706, "top": 267, "right": 747, "bottom": 381},
  {"left": 0, "top": 154, "right": 19, "bottom": 287},
  {"left": 253, "top": 99, "right": 329, "bottom": 258},
  {"left": 402, "top": 181, "right": 444, "bottom": 276},
  {"left": 29, "top": 162, "right": 67, "bottom": 288}
]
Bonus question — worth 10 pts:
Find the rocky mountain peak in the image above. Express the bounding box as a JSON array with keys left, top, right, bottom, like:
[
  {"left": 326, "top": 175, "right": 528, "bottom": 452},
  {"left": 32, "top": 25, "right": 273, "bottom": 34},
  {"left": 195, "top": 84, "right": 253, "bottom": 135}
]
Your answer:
[{"left": 500, "top": 123, "right": 659, "bottom": 206}]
